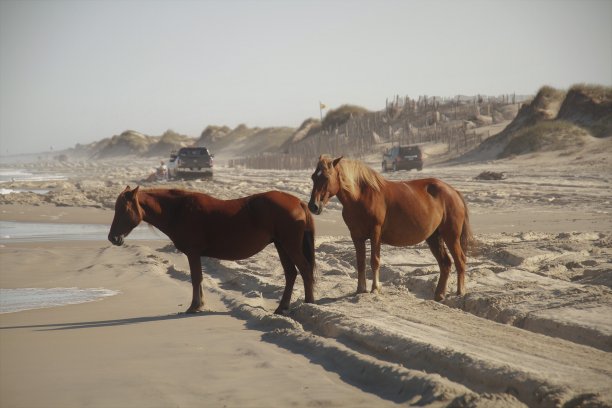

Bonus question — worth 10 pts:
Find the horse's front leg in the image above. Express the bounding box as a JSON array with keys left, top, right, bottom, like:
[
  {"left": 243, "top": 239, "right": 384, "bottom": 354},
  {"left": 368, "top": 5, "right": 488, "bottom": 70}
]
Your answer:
[
  {"left": 353, "top": 238, "right": 367, "bottom": 293},
  {"left": 185, "top": 253, "right": 204, "bottom": 313},
  {"left": 370, "top": 228, "right": 382, "bottom": 293}
]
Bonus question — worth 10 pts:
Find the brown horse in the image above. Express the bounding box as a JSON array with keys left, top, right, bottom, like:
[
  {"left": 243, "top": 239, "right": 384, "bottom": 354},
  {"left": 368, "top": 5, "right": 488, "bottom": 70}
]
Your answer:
[
  {"left": 108, "top": 186, "right": 315, "bottom": 314},
  {"left": 308, "top": 156, "right": 473, "bottom": 301}
]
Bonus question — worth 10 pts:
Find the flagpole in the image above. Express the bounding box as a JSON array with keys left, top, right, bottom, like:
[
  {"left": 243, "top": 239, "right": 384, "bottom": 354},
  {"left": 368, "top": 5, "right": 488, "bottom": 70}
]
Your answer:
[{"left": 319, "top": 101, "right": 323, "bottom": 122}]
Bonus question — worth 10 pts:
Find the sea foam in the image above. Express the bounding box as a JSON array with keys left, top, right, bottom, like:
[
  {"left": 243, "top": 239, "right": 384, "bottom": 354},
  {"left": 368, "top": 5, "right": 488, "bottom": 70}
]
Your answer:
[{"left": 0, "top": 287, "right": 119, "bottom": 313}]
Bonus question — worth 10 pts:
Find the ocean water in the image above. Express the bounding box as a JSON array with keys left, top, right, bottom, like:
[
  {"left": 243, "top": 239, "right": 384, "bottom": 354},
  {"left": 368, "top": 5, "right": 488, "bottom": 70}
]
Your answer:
[
  {"left": 0, "top": 221, "right": 167, "bottom": 243},
  {"left": 0, "top": 168, "right": 66, "bottom": 183},
  {"left": 0, "top": 218, "right": 165, "bottom": 313},
  {"left": 0, "top": 188, "right": 50, "bottom": 195},
  {"left": 0, "top": 287, "right": 119, "bottom": 313},
  {"left": 0, "top": 168, "right": 65, "bottom": 194}
]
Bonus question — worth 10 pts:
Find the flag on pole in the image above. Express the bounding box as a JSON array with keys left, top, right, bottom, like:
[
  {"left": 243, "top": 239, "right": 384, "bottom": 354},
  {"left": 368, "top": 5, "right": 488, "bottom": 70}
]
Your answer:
[{"left": 319, "top": 102, "right": 326, "bottom": 122}]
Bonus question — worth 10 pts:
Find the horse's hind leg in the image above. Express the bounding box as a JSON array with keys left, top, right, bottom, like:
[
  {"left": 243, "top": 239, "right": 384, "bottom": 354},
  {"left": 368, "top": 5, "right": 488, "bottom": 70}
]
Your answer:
[
  {"left": 288, "top": 243, "right": 315, "bottom": 305},
  {"left": 273, "top": 242, "right": 298, "bottom": 315},
  {"left": 441, "top": 232, "right": 467, "bottom": 297},
  {"left": 426, "top": 230, "right": 452, "bottom": 301},
  {"left": 186, "top": 253, "right": 205, "bottom": 313},
  {"left": 370, "top": 226, "right": 383, "bottom": 293}
]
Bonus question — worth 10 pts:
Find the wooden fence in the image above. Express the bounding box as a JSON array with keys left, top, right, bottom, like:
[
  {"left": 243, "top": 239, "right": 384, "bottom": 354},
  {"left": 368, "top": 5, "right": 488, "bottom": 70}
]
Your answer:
[
  {"left": 229, "top": 127, "right": 485, "bottom": 170},
  {"left": 230, "top": 97, "right": 513, "bottom": 170}
]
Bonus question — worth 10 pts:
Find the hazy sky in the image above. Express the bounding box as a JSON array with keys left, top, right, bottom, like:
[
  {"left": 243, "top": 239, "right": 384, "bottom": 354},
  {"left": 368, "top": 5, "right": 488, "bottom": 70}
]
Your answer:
[{"left": 1, "top": 0, "right": 610, "bottom": 155}]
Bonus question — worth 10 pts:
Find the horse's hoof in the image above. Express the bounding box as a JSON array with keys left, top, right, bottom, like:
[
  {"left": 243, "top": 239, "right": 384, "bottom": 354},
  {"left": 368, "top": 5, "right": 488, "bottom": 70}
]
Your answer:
[
  {"left": 371, "top": 287, "right": 382, "bottom": 294},
  {"left": 434, "top": 293, "right": 445, "bottom": 302},
  {"left": 274, "top": 307, "right": 289, "bottom": 315},
  {"left": 356, "top": 287, "right": 368, "bottom": 294},
  {"left": 185, "top": 307, "right": 202, "bottom": 314}
]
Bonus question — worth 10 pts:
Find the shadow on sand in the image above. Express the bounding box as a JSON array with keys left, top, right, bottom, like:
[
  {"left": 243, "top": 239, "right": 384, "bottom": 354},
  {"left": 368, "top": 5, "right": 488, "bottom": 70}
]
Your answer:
[{"left": 0, "top": 310, "right": 229, "bottom": 331}]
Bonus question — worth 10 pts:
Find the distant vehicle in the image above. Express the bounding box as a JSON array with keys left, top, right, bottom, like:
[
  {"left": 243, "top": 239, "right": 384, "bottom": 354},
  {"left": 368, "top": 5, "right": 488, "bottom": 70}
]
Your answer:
[
  {"left": 382, "top": 145, "right": 423, "bottom": 172},
  {"left": 171, "top": 147, "right": 214, "bottom": 178}
]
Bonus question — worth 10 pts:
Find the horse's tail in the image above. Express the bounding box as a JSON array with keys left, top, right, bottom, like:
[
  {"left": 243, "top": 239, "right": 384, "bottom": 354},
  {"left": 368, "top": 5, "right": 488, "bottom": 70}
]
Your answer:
[
  {"left": 458, "top": 190, "right": 475, "bottom": 256},
  {"left": 300, "top": 201, "right": 316, "bottom": 284}
]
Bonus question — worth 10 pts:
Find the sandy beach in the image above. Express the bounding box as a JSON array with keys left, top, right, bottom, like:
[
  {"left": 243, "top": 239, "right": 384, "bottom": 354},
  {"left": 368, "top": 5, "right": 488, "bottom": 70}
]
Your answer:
[
  {"left": 1, "top": 135, "right": 611, "bottom": 407},
  {"left": 1, "top": 241, "right": 403, "bottom": 408}
]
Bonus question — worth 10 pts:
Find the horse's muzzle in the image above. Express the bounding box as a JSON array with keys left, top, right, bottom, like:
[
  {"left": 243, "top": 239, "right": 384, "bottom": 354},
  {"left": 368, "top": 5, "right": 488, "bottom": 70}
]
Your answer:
[
  {"left": 108, "top": 234, "right": 124, "bottom": 246},
  {"left": 308, "top": 201, "right": 323, "bottom": 215}
]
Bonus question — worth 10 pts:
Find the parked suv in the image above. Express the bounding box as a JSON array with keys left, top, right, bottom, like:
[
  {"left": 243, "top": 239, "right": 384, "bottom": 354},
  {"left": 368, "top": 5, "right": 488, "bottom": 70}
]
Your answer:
[
  {"left": 382, "top": 145, "right": 423, "bottom": 172},
  {"left": 172, "top": 147, "right": 213, "bottom": 177}
]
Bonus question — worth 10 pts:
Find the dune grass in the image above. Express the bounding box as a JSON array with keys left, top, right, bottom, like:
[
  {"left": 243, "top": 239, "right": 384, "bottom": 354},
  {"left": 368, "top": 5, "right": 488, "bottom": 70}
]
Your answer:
[
  {"left": 500, "top": 120, "right": 590, "bottom": 157},
  {"left": 322, "top": 105, "right": 370, "bottom": 129}
]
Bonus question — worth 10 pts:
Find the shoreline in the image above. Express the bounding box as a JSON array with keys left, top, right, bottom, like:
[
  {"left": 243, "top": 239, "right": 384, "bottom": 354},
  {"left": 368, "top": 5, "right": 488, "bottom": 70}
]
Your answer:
[
  {"left": 0, "top": 203, "right": 112, "bottom": 224},
  {"left": 2, "top": 202, "right": 611, "bottom": 235},
  {"left": 0, "top": 203, "right": 354, "bottom": 237}
]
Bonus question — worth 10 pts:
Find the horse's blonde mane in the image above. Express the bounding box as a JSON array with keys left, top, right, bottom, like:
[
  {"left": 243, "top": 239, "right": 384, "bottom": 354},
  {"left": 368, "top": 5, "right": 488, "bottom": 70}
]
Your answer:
[{"left": 336, "top": 158, "right": 386, "bottom": 199}]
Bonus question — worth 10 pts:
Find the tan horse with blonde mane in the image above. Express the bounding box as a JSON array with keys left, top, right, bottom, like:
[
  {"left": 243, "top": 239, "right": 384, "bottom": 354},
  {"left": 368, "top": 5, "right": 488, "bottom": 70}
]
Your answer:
[{"left": 308, "top": 156, "right": 473, "bottom": 300}]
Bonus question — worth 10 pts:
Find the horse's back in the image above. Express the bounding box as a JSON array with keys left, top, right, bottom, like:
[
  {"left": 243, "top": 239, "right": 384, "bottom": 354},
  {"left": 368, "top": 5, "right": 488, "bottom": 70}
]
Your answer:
[
  {"left": 397, "top": 177, "right": 448, "bottom": 192},
  {"left": 385, "top": 178, "right": 445, "bottom": 209},
  {"left": 378, "top": 178, "right": 467, "bottom": 246},
  {"left": 182, "top": 189, "right": 305, "bottom": 226},
  {"left": 414, "top": 178, "right": 465, "bottom": 209},
  {"left": 178, "top": 191, "right": 303, "bottom": 259},
  {"left": 254, "top": 190, "right": 301, "bottom": 207},
  {"left": 247, "top": 190, "right": 308, "bottom": 225},
  {"left": 393, "top": 178, "right": 462, "bottom": 204}
]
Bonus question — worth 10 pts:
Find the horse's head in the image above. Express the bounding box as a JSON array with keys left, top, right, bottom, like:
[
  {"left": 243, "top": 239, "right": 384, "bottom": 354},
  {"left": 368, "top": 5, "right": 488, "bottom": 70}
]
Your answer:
[
  {"left": 108, "top": 186, "right": 143, "bottom": 246},
  {"left": 308, "top": 155, "right": 342, "bottom": 215}
]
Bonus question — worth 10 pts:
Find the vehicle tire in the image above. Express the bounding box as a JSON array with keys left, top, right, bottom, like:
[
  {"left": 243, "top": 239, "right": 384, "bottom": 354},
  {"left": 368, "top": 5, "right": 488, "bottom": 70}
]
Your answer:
[
  {"left": 392, "top": 162, "right": 397, "bottom": 172},
  {"left": 417, "top": 166, "right": 423, "bottom": 171}
]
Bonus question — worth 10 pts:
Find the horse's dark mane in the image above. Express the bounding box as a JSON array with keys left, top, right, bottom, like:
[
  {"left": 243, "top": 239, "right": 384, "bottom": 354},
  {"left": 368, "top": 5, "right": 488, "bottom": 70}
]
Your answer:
[
  {"left": 142, "top": 188, "right": 204, "bottom": 198},
  {"left": 137, "top": 188, "right": 209, "bottom": 219}
]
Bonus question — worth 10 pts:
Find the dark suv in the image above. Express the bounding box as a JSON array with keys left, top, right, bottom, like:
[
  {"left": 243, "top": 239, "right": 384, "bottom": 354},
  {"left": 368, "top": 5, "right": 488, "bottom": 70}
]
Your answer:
[
  {"left": 172, "top": 147, "right": 213, "bottom": 177},
  {"left": 382, "top": 145, "right": 423, "bottom": 172}
]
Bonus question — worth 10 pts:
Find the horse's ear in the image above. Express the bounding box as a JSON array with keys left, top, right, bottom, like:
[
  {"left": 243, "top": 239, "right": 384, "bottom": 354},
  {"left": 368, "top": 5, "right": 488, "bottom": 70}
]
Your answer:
[
  {"left": 128, "top": 186, "right": 140, "bottom": 199},
  {"left": 124, "top": 185, "right": 139, "bottom": 200},
  {"left": 332, "top": 156, "right": 343, "bottom": 168},
  {"left": 123, "top": 185, "right": 131, "bottom": 192}
]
